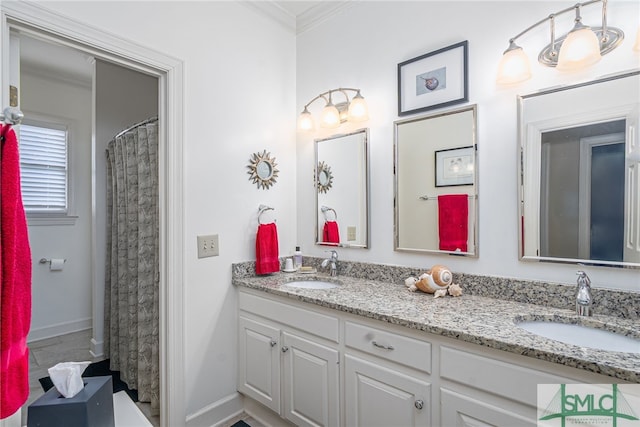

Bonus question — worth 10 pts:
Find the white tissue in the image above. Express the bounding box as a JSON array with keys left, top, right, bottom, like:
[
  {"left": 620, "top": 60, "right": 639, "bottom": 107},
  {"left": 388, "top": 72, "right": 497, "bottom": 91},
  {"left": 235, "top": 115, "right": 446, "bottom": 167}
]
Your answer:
[
  {"left": 50, "top": 258, "right": 65, "bottom": 271},
  {"left": 48, "top": 361, "right": 91, "bottom": 398}
]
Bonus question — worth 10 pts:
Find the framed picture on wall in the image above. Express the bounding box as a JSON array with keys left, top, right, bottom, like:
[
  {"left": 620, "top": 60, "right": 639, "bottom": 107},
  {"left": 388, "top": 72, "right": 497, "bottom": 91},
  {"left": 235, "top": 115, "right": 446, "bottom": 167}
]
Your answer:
[
  {"left": 398, "top": 40, "right": 468, "bottom": 116},
  {"left": 435, "top": 145, "right": 474, "bottom": 187}
]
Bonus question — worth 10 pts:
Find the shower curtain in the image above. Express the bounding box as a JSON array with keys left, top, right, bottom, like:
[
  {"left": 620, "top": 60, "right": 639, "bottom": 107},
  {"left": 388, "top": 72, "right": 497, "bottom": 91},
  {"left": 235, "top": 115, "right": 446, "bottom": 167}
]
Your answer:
[{"left": 105, "top": 118, "right": 159, "bottom": 414}]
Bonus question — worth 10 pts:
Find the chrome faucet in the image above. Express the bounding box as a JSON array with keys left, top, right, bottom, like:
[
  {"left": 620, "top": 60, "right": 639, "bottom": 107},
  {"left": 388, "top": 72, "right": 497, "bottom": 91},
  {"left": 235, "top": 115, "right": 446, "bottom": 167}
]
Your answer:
[
  {"left": 321, "top": 250, "right": 339, "bottom": 277},
  {"left": 576, "top": 270, "right": 592, "bottom": 316}
]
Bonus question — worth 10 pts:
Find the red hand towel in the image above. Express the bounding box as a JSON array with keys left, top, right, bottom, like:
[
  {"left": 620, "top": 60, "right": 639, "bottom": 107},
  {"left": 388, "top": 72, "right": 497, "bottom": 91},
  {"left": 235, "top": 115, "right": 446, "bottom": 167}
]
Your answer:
[
  {"left": 255, "top": 222, "right": 280, "bottom": 275},
  {"left": 1, "top": 125, "right": 32, "bottom": 418},
  {"left": 438, "top": 194, "right": 468, "bottom": 252},
  {"left": 323, "top": 221, "right": 340, "bottom": 244}
]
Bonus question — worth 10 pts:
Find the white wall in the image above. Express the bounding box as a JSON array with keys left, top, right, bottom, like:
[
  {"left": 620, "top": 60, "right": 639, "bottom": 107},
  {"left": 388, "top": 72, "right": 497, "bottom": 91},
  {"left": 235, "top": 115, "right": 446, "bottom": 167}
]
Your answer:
[
  {"left": 21, "top": 68, "right": 93, "bottom": 341},
  {"left": 296, "top": 1, "right": 640, "bottom": 292}
]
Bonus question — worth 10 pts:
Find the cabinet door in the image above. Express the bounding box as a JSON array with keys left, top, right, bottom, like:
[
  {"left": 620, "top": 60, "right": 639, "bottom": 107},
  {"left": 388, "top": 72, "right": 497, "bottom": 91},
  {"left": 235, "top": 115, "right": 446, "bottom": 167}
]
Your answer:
[
  {"left": 238, "top": 316, "right": 281, "bottom": 413},
  {"left": 282, "top": 332, "right": 340, "bottom": 427},
  {"left": 345, "top": 354, "right": 431, "bottom": 427},
  {"left": 441, "top": 389, "right": 535, "bottom": 427}
]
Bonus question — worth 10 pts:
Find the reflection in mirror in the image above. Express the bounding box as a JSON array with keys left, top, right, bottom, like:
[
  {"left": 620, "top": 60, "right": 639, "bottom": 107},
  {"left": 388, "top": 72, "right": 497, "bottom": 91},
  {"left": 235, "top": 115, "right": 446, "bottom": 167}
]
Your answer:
[
  {"left": 519, "top": 70, "right": 640, "bottom": 268},
  {"left": 394, "top": 105, "right": 478, "bottom": 255},
  {"left": 315, "top": 129, "right": 369, "bottom": 248}
]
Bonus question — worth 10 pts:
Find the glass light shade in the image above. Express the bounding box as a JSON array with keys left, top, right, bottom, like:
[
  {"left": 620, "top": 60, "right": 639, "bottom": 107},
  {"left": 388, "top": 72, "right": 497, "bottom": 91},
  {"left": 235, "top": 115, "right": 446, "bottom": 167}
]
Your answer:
[
  {"left": 557, "top": 26, "right": 602, "bottom": 71},
  {"left": 320, "top": 104, "right": 340, "bottom": 129},
  {"left": 297, "top": 109, "right": 315, "bottom": 131},
  {"left": 634, "top": 27, "right": 640, "bottom": 51},
  {"left": 347, "top": 94, "right": 369, "bottom": 122},
  {"left": 496, "top": 46, "right": 531, "bottom": 84}
]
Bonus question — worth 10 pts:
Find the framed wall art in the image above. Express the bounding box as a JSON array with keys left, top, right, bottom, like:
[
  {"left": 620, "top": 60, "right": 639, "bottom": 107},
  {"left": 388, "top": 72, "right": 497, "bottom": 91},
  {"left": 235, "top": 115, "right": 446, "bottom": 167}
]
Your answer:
[
  {"left": 398, "top": 40, "right": 468, "bottom": 116},
  {"left": 435, "top": 145, "right": 474, "bottom": 187}
]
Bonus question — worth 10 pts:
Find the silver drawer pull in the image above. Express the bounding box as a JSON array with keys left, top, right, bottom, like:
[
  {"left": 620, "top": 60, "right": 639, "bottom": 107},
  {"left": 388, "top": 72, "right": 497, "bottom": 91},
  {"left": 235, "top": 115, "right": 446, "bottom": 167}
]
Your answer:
[
  {"left": 282, "top": 346, "right": 289, "bottom": 353},
  {"left": 415, "top": 400, "right": 424, "bottom": 410},
  {"left": 270, "top": 340, "right": 277, "bottom": 347},
  {"left": 372, "top": 341, "right": 394, "bottom": 351}
]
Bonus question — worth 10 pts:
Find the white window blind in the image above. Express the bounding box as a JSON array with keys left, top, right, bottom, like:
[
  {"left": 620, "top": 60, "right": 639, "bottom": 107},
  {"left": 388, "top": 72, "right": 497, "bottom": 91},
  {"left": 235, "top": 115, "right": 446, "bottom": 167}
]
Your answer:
[{"left": 19, "top": 123, "right": 68, "bottom": 214}]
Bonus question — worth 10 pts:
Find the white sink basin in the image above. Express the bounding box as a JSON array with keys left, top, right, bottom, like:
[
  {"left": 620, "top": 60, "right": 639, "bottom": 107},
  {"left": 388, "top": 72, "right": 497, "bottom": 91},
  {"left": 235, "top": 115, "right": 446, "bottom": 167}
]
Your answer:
[
  {"left": 517, "top": 321, "right": 640, "bottom": 353},
  {"left": 283, "top": 280, "right": 339, "bottom": 290}
]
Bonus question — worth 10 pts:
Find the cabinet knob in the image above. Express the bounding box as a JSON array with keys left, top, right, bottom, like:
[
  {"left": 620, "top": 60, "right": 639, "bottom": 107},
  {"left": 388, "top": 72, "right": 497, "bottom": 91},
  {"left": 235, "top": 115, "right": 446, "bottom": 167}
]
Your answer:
[
  {"left": 281, "top": 346, "right": 289, "bottom": 353},
  {"left": 414, "top": 400, "right": 424, "bottom": 410},
  {"left": 270, "top": 340, "right": 277, "bottom": 347},
  {"left": 372, "top": 341, "right": 395, "bottom": 351}
]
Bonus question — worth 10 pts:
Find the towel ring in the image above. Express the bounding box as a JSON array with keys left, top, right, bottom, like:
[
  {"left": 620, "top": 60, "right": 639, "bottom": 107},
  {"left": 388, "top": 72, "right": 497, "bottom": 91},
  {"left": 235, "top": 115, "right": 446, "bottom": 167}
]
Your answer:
[
  {"left": 321, "top": 205, "right": 337, "bottom": 221},
  {"left": 258, "top": 204, "right": 275, "bottom": 224}
]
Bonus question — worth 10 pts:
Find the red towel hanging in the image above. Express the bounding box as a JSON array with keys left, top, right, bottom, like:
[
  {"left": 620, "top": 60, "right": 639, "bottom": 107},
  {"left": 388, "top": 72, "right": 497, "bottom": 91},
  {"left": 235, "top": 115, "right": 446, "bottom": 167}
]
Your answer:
[
  {"left": 437, "top": 194, "right": 468, "bottom": 252},
  {"left": 1, "top": 124, "right": 33, "bottom": 418},
  {"left": 255, "top": 222, "right": 280, "bottom": 275},
  {"left": 323, "top": 221, "right": 340, "bottom": 244}
]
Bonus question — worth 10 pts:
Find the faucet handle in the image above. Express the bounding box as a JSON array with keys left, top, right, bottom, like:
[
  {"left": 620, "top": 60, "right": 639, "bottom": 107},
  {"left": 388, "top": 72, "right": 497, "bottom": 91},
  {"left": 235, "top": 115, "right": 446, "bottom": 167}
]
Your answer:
[
  {"left": 576, "top": 270, "right": 591, "bottom": 287},
  {"left": 325, "top": 250, "right": 338, "bottom": 259}
]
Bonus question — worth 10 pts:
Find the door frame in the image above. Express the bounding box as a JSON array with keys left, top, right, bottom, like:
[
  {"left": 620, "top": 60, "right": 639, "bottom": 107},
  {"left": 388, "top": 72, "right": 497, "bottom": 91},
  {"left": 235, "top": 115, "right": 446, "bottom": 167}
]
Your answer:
[
  {"left": 0, "top": 3, "right": 185, "bottom": 426},
  {"left": 578, "top": 132, "right": 625, "bottom": 260}
]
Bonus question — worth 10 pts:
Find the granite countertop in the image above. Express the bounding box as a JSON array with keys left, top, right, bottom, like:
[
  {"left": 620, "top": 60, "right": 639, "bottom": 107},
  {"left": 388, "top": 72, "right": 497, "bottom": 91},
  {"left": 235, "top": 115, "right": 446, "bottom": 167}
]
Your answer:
[{"left": 233, "top": 270, "right": 640, "bottom": 383}]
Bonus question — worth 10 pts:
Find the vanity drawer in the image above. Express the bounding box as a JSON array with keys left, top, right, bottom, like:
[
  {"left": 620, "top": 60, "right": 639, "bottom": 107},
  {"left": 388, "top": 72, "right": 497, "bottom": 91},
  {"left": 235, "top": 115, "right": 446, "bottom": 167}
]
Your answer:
[
  {"left": 440, "top": 346, "right": 572, "bottom": 406},
  {"left": 345, "top": 321, "right": 431, "bottom": 373},
  {"left": 239, "top": 291, "right": 339, "bottom": 342}
]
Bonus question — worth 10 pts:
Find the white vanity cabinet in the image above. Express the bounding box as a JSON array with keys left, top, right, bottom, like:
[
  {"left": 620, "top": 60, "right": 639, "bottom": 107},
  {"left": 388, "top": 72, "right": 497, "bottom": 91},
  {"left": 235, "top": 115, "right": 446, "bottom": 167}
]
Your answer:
[
  {"left": 237, "top": 288, "right": 627, "bottom": 427},
  {"left": 238, "top": 291, "right": 340, "bottom": 427},
  {"left": 344, "top": 321, "right": 432, "bottom": 426}
]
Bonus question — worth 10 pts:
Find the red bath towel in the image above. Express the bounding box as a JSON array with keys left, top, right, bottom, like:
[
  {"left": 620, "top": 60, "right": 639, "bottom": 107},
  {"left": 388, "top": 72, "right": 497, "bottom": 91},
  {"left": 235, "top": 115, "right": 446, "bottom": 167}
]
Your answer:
[
  {"left": 1, "top": 125, "right": 32, "bottom": 419},
  {"left": 323, "top": 221, "right": 340, "bottom": 244},
  {"left": 255, "top": 222, "right": 279, "bottom": 275},
  {"left": 438, "top": 194, "right": 468, "bottom": 252}
]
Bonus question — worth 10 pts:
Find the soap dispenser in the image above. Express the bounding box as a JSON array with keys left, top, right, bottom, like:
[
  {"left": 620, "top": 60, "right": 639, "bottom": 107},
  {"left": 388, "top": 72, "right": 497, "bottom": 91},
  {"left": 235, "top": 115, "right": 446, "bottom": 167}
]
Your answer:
[{"left": 293, "top": 246, "right": 302, "bottom": 269}]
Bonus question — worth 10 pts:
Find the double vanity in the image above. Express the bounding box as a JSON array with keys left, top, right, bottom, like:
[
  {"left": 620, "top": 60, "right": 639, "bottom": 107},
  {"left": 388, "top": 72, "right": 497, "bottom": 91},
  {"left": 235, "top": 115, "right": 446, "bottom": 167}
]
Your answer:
[
  {"left": 233, "top": 260, "right": 639, "bottom": 427},
  {"left": 236, "top": 68, "right": 640, "bottom": 426}
]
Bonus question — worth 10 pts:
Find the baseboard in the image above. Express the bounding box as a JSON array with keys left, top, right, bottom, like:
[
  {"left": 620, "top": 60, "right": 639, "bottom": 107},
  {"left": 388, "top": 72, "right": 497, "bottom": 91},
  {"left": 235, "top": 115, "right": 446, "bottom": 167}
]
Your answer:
[
  {"left": 243, "top": 398, "right": 295, "bottom": 427},
  {"left": 90, "top": 337, "right": 104, "bottom": 358},
  {"left": 186, "top": 392, "right": 244, "bottom": 427},
  {"left": 28, "top": 317, "right": 91, "bottom": 343}
]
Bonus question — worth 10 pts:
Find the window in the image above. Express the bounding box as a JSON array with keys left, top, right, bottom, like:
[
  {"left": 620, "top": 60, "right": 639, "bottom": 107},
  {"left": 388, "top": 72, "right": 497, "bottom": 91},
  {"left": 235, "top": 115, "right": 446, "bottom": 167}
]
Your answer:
[{"left": 19, "top": 122, "right": 69, "bottom": 216}]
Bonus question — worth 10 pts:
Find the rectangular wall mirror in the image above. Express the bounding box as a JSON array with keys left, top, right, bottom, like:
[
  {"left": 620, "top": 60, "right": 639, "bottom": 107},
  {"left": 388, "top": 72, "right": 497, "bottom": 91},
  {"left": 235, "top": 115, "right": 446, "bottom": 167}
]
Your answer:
[
  {"left": 518, "top": 70, "right": 640, "bottom": 268},
  {"left": 315, "top": 128, "right": 369, "bottom": 248},
  {"left": 394, "top": 105, "right": 478, "bottom": 256}
]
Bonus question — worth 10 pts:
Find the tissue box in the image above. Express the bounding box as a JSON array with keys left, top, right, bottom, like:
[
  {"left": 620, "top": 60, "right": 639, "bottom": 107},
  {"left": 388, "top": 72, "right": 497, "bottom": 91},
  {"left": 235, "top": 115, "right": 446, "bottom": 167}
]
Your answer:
[{"left": 28, "top": 376, "right": 115, "bottom": 427}]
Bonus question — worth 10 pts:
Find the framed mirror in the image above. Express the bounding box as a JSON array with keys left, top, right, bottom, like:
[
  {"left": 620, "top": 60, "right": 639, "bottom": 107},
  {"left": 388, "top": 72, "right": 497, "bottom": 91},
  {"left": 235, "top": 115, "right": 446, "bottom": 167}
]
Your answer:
[
  {"left": 518, "top": 70, "right": 640, "bottom": 268},
  {"left": 315, "top": 129, "right": 369, "bottom": 248},
  {"left": 394, "top": 105, "right": 478, "bottom": 255}
]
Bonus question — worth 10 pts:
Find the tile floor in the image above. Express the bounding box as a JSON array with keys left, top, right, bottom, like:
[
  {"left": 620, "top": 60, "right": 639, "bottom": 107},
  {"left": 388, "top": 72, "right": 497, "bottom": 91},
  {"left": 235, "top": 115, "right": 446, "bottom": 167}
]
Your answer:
[{"left": 22, "top": 329, "right": 159, "bottom": 427}]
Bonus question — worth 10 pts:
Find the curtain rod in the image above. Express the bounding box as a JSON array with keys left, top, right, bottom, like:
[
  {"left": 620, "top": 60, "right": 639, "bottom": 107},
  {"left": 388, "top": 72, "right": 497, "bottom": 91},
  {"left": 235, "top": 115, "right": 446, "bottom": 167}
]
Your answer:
[{"left": 113, "top": 116, "right": 158, "bottom": 140}]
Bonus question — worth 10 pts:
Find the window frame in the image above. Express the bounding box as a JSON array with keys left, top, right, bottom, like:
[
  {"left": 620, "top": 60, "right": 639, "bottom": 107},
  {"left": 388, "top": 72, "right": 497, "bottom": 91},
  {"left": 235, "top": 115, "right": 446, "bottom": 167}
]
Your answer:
[{"left": 19, "top": 114, "right": 77, "bottom": 226}]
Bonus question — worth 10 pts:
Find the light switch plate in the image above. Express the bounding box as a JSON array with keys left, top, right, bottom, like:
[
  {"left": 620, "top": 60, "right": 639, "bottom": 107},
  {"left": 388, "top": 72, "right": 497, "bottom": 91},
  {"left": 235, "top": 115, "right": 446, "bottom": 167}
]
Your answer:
[
  {"left": 347, "top": 226, "right": 356, "bottom": 241},
  {"left": 197, "top": 234, "right": 219, "bottom": 258}
]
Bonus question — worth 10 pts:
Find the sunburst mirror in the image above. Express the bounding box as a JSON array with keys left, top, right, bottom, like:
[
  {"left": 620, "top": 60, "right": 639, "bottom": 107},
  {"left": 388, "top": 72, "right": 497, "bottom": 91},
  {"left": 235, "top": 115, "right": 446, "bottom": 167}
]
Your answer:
[
  {"left": 317, "top": 161, "right": 333, "bottom": 193},
  {"left": 247, "top": 150, "right": 279, "bottom": 190}
]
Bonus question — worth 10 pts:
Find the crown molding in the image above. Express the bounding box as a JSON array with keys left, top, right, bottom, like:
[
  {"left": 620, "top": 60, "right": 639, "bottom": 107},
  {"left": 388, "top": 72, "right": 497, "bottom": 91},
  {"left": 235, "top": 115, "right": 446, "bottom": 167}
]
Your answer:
[{"left": 242, "top": 1, "right": 353, "bottom": 35}]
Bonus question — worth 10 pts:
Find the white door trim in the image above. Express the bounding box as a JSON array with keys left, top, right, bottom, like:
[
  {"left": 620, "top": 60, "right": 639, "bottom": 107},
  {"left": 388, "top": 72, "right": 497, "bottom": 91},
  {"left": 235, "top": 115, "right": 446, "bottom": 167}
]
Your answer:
[{"left": 0, "top": 3, "right": 185, "bottom": 427}]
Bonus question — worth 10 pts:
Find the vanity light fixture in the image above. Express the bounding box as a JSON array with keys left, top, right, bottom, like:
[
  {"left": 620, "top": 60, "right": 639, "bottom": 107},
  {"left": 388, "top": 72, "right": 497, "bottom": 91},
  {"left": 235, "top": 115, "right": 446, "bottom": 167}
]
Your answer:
[
  {"left": 496, "top": 0, "right": 624, "bottom": 84},
  {"left": 297, "top": 88, "right": 369, "bottom": 131}
]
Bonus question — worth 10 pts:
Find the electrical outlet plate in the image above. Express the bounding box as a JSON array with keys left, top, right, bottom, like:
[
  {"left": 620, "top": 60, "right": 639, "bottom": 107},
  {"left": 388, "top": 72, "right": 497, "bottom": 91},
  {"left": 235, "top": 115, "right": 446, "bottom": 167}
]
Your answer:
[{"left": 197, "top": 234, "right": 219, "bottom": 258}]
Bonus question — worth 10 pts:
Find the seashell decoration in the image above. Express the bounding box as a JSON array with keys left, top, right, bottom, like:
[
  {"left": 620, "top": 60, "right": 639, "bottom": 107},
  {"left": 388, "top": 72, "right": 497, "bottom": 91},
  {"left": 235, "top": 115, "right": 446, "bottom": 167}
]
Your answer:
[
  {"left": 405, "top": 277, "right": 418, "bottom": 292},
  {"left": 448, "top": 283, "right": 463, "bottom": 297},
  {"left": 424, "top": 77, "right": 439, "bottom": 91},
  {"left": 430, "top": 265, "right": 453, "bottom": 287},
  {"left": 434, "top": 289, "right": 448, "bottom": 298}
]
